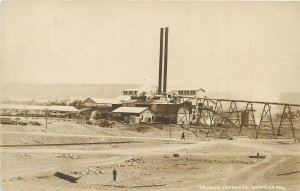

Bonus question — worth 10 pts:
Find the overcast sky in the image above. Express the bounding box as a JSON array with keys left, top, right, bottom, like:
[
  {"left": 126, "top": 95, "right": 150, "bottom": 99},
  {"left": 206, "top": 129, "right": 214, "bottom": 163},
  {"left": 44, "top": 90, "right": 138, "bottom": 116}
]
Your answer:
[{"left": 1, "top": 1, "right": 300, "bottom": 100}]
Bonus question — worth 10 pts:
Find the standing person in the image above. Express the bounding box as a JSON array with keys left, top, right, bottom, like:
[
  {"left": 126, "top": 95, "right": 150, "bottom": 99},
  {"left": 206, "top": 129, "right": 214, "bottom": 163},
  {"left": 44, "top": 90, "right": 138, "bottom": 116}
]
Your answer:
[{"left": 181, "top": 131, "right": 185, "bottom": 140}]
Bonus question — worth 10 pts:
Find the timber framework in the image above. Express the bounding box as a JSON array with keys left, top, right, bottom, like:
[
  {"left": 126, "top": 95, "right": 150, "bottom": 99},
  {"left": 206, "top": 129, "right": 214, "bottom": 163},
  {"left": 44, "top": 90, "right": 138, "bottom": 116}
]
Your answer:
[{"left": 176, "top": 96, "right": 300, "bottom": 139}]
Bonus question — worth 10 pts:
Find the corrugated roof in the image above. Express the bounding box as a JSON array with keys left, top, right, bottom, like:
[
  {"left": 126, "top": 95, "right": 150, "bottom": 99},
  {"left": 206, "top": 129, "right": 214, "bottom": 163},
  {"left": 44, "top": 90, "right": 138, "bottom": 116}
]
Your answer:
[
  {"left": 84, "top": 98, "right": 121, "bottom": 104},
  {"left": 48, "top": 105, "right": 78, "bottom": 112},
  {"left": 112, "top": 107, "right": 149, "bottom": 114}
]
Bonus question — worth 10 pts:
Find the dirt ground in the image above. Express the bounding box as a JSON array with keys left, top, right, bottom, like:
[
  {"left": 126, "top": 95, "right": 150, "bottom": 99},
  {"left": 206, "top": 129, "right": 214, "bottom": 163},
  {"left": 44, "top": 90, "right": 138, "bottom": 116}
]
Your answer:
[{"left": 1, "top": 117, "right": 300, "bottom": 191}]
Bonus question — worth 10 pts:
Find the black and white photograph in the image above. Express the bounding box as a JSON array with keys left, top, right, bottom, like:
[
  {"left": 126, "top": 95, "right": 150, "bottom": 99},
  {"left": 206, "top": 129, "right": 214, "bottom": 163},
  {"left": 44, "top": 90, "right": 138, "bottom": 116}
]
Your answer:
[{"left": 0, "top": 1, "right": 300, "bottom": 190}]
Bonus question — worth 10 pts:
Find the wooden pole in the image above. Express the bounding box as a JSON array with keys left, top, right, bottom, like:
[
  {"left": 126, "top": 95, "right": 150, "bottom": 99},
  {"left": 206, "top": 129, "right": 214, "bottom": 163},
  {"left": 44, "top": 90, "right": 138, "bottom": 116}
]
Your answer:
[
  {"left": 169, "top": 103, "right": 171, "bottom": 138},
  {"left": 45, "top": 110, "right": 48, "bottom": 133}
]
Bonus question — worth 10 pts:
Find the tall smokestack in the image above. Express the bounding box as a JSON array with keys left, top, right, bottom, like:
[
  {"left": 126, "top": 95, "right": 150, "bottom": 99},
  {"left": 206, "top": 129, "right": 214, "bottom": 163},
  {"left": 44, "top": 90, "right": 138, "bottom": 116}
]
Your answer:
[
  {"left": 163, "top": 27, "right": 168, "bottom": 94},
  {"left": 158, "top": 28, "right": 164, "bottom": 95}
]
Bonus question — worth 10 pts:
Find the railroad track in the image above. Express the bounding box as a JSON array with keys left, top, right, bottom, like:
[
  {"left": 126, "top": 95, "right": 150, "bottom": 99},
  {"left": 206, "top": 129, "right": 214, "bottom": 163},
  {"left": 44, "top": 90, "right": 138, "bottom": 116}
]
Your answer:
[{"left": 0, "top": 140, "right": 140, "bottom": 148}]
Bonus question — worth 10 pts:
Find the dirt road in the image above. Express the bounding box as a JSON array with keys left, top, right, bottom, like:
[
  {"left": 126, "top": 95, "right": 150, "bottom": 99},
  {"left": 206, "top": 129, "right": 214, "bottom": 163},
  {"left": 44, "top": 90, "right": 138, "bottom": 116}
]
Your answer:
[{"left": 1, "top": 120, "right": 299, "bottom": 191}]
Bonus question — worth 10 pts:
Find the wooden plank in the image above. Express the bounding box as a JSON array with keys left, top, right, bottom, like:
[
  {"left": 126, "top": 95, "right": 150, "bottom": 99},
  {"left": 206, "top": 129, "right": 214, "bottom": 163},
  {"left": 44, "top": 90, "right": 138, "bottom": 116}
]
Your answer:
[
  {"left": 54, "top": 172, "right": 80, "bottom": 183},
  {"left": 277, "top": 171, "right": 300, "bottom": 176}
]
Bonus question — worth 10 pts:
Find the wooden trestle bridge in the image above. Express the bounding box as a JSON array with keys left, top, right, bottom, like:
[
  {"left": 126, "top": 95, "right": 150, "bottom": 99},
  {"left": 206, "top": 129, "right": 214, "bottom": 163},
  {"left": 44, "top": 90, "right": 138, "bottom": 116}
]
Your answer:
[{"left": 175, "top": 97, "right": 300, "bottom": 139}]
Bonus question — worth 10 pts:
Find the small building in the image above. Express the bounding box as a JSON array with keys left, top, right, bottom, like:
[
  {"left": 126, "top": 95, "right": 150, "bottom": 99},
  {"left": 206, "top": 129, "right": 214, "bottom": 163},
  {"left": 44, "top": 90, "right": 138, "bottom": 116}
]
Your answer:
[
  {"left": 241, "top": 111, "right": 250, "bottom": 127},
  {"left": 150, "top": 103, "right": 179, "bottom": 124},
  {"left": 81, "top": 98, "right": 122, "bottom": 118},
  {"left": 81, "top": 98, "right": 121, "bottom": 109},
  {"left": 122, "top": 89, "right": 139, "bottom": 96},
  {"left": 169, "top": 88, "right": 204, "bottom": 97},
  {"left": 112, "top": 107, "right": 156, "bottom": 124},
  {"left": 176, "top": 101, "right": 193, "bottom": 125},
  {"left": 177, "top": 107, "right": 191, "bottom": 125}
]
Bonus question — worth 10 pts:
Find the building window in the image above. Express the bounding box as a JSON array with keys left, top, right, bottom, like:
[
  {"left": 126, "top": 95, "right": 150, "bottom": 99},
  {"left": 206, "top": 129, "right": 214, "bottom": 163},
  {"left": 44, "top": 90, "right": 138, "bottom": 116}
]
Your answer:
[{"left": 141, "top": 115, "right": 143, "bottom": 120}]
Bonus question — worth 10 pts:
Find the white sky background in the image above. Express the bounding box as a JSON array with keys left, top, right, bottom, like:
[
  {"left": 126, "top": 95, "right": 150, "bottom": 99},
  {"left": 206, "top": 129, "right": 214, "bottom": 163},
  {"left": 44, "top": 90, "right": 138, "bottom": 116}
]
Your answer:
[{"left": 1, "top": 1, "right": 300, "bottom": 101}]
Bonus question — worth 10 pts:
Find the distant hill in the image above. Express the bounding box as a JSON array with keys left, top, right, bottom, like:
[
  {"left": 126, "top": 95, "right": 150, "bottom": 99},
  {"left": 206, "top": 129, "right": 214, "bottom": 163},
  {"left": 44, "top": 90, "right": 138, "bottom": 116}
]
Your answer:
[
  {"left": 280, "top": 92, "right": 300, "bottom": 104},
  {"left": 1, "top": 84, "right": 299, "bottom": 105},
  {"left": 0, "top": 83, "right": 140, "bottom": 101}
]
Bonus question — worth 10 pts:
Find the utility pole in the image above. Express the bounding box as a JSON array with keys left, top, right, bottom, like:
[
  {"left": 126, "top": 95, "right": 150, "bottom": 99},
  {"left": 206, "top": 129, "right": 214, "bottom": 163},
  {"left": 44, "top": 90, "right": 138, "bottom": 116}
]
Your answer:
[
  {"left": 45, "top": 109, "right": 48, "bottom": 133},
  {"left": 169, "top": 102, "right": 172, "bottom": 138},
  {"left": 25, "top": 106, "right": 27, "bottom": 119}
]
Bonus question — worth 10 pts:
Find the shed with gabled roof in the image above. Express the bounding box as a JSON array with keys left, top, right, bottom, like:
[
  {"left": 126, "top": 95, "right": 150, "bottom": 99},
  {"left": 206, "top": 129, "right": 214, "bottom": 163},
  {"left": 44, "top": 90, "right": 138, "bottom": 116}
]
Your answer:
[{"left": 112, "top": 107, "right": 156, "bottom": 123}]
